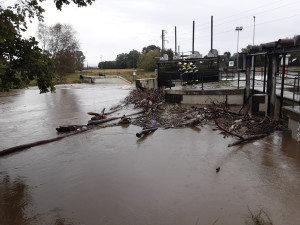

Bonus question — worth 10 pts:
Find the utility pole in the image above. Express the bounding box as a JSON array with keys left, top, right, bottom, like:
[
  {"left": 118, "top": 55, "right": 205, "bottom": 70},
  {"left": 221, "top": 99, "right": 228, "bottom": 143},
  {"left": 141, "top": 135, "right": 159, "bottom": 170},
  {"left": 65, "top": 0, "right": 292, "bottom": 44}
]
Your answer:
[
  {"left": 211, "top": 16, "right": 213, "bottom": 51},
  {"left": 235, "top": 26, "right": 243, "bottom": 72},
  {"left": 192, "top": 21, "right": 195, "bottom": 54},
  {"left": 161, "top": 30, "right": 167, "bottom": 56},
  {"left": 253, "top": 16, "right": 256, "bottom": 46},
  {"left": 175, "top": 26, "right": 177, "bottom": 54}
]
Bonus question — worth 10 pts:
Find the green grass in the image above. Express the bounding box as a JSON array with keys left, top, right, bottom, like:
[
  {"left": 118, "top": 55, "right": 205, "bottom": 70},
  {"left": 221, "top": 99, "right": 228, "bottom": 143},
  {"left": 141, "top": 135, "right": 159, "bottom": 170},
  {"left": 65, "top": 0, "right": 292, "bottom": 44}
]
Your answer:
[{"left": 28, "top": 68, "right": 156, "bottom": 87}]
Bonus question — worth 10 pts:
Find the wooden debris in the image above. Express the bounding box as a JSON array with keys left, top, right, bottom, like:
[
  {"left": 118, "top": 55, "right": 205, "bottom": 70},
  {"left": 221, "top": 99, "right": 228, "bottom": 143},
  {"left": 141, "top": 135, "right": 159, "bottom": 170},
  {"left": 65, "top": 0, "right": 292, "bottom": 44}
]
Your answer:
[
  {"left": 87, "top": 112, "right": 107, "bottom": 119},
  {"left": 136, "top": 127, "right": 158, "bottom": 138}
]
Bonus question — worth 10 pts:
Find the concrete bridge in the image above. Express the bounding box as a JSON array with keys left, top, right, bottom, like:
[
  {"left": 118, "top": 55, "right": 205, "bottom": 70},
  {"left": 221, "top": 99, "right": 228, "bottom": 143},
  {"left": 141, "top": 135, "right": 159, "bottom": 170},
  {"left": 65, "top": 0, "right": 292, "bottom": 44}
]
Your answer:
[{"left": 80, "top": 75, "right": 132, "bottom": 85}]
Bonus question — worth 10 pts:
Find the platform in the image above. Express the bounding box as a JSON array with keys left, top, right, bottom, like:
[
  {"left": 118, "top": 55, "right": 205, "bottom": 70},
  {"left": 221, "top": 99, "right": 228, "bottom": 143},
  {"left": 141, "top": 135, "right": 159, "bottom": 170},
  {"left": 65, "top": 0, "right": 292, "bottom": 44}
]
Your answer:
[{"left": 164, "top": 85, "right": 245, "bottom": 105}]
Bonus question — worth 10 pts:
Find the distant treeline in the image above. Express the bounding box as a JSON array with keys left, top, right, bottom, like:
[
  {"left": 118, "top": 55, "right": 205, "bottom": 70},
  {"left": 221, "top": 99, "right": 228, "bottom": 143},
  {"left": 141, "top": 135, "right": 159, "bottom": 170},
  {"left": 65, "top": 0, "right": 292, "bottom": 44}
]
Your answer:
[{"left": 98, "top": 45, "right": 173, "bottom": 71}]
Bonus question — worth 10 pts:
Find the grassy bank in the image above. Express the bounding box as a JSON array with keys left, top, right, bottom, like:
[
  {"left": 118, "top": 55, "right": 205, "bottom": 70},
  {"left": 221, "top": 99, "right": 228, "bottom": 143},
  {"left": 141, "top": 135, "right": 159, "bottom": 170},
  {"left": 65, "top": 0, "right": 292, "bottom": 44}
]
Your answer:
[
  {"left": 29, "top": 69, "right": 156, "bottom": 86},
  {"left": 81, "top": 68, "right": 156, "bottom": 83}
]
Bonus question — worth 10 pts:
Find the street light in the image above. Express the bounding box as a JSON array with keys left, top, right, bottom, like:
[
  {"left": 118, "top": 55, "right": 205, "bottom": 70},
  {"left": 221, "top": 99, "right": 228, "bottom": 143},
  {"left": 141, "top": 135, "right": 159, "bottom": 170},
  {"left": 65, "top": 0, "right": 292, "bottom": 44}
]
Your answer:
[
  {"left": 253, "top": 16, "right": 256, "bottom": 46},
  {"left": 235, "top": 26, "right": 243, "bottom": 71}
]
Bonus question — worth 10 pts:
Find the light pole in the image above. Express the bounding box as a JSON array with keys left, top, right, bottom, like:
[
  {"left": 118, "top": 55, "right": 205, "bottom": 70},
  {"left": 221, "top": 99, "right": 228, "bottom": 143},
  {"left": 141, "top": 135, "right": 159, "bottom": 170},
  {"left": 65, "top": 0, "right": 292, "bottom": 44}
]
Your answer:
[
  {"left": 253, "top": 16, "right": 256, "bottom": 46},
  {"left": 235, "top": 26, "right": 243, "bottom": 71}
]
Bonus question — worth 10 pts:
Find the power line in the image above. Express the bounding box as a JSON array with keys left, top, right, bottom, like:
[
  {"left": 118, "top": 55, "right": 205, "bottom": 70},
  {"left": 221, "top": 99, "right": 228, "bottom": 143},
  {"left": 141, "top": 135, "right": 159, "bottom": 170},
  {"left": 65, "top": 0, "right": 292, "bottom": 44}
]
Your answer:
[{"left": 196, "top": 0, "right": 297, "bottom": 30}]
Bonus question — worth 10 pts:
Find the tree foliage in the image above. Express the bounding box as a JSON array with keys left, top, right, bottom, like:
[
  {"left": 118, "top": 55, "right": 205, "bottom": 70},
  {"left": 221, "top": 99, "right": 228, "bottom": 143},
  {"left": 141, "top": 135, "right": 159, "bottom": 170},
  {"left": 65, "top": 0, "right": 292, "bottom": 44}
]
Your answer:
[
  {"left": 36, "top": 23, "right": 84, "bottom": 73},
  {"left": 0, "top": 0, "right": 93, "bottom": 92},
  {"left": 142, "top": 45, "right": 161, "bottom": 54},
  {"left": 137, "top": 49, "right": 161, "bottom": 71}
]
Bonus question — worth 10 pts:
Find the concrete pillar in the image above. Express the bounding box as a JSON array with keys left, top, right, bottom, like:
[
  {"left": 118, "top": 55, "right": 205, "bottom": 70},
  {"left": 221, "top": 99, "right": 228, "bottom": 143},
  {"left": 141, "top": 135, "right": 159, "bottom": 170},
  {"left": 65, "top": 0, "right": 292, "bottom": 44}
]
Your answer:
[
  {"left": 267, "top": 54, "right": 278, "bottom": 118},
  {"left": 245, "top": 56, "right": 252, "bottom": 101}
]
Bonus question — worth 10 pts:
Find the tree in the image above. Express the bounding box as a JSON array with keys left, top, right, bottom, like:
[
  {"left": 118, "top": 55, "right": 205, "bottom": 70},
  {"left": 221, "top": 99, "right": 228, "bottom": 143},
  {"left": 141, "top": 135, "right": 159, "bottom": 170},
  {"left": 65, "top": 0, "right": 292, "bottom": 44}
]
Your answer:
[
  {"left": 98, "top": 61, "right": 117, "bottom": 69},
  {"left": 164, "top": 48, "right": 174, "bottom": 60},
  {"left": 115, "top": 53, "right": 128, "bottom": 69},
  {"left": 36, "top": 23, "right": 83, "bottom": 73},
  {"left": 142, "top": 45, "right": 161, "bottom": 54},
  {"left": 137, "top": 49, "right": 161, "bottom": 71},
  {"left": 0, "top": 0, "right": 94, "bottom": 92},
  {"left": 75, "top": 51, "right": 85, "bottom": 71},
  {"left": 127, "top": 49, "right": 140, "bottom": 68}
]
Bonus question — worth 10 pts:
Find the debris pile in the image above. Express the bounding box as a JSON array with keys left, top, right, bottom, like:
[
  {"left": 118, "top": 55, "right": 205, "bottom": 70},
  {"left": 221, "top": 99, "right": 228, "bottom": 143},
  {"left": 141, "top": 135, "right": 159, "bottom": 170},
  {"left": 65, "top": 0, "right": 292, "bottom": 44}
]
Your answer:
[{"left": 121, "top": 88, "right": 279, "bottom": 146}]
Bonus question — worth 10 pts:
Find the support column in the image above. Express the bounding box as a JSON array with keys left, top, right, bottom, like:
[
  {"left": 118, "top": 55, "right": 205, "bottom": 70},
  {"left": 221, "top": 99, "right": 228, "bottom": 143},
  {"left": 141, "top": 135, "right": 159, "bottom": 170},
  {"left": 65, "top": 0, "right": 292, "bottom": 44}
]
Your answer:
[
  {"left": 267, "top": 54, "right": 278, "bottom": 118},
  {"left": 245, "top": 55, "right": 252, "bottom": 101}
]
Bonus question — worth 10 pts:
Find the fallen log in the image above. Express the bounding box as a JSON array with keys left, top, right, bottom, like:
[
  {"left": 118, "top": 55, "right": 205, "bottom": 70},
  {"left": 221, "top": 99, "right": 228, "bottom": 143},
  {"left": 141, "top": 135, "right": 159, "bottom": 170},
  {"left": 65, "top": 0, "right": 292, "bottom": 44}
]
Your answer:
[
  {"left": 87, "top": 110, "right": 145, "bottom": 126},
  {"left": 136, "top": 127, "right": 158, "bottom": 138},
  {"left": 214, "top": 118, "right": 245, "bottom": 140},
  {"left": 228, "top": 134, "right": 268, "bottom": 147},
  {"left": 56, "top": 125, "right": 85, "bottom": 132},
  {"left": 0, "top": 129, "right": 91, "bottom": 157},
  {"left": 88, "top": 112, "right": 107, "bottom": 119},
  {"left": 87, "top": 117, "right": 118, "bottom": 126}
]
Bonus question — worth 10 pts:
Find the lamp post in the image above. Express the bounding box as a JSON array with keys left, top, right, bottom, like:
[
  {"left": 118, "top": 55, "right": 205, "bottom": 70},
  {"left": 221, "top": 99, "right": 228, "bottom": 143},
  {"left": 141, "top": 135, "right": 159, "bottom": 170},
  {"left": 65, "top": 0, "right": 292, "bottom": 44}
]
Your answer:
[
  {"left": 235, "top": 26, "right": 243, "bottom": 72},
  {"left": 253, "top": 16, "right": 256, "bottom": 46}
]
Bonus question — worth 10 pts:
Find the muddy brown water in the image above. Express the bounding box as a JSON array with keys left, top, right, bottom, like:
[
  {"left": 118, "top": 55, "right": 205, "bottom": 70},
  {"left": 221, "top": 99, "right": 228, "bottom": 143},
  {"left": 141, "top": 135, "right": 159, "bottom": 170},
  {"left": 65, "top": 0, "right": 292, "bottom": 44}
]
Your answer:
[{"left": 0, "top": 84, "right": 300, "bottom": 225}]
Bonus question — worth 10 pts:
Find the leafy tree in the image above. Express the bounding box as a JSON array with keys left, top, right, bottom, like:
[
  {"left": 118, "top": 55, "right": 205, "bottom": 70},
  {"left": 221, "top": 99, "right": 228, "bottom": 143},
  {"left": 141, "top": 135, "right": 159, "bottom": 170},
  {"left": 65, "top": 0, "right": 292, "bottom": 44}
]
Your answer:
[
  {"left": 98, "top": 61, "right": 117, "bottom": 69},
  {"left": 164, "top": 48, "right": 173, "bottom": 60},
  {"left": 137, "top": 49, "right": 161, "bottom": 71},
  {"left": 0, "top": 0, "right": 93, "bottom": 92},
  {"left": 127, "top": 49, "right": 140, "bottom": 68},
  {"left": 75, "top": 51, "right": 85, "bottom": 71},
  {"left": 115, "top": 53, "right": 128, "bottom": 69},
  {"left": 36, "top": 23, "right": 83, "bottom": 73},
  {"left": 142, "top": 45, "right": 161, "bottom": 54}
]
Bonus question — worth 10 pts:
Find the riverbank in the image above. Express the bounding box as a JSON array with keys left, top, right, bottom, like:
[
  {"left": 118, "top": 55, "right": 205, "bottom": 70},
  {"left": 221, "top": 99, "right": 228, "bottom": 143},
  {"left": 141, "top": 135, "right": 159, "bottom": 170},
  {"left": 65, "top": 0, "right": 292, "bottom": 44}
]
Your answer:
[{"left": 28, "top": 69, "right": 156, "bottom": 86}]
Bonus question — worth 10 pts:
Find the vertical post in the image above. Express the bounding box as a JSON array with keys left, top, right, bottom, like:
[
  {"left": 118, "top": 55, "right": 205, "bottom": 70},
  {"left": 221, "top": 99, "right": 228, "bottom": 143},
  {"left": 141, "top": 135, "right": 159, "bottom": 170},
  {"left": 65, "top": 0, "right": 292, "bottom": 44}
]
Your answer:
[
  {"left": 267, "top": 54, "right": 278, "bottom": 118},
  {"left": 279, "top": 54, "right": 286, "bottom": 118},
  {"left": 253, "top": 16, "right": 256, "bottom": 46},
  {"left": 192, "top": 21, "right": 195, "bottom": 54},
  {"left": 237, "top": 31, "right": 239, "bottom": 72},
  {"left": 211, "top": 16, "right": 213, "bottom": 51},
  {"left": 162, "top": 30, "right": 164, "bottom": 56},
  {"left": 245, "top": 55, "right": 252, "bottom": 101},
  {"left": 293, "top": 77, "right": 296, "bottom": 107},
  {"left": 175, "top": 26, "right": 177, "bottom": 54},
  {"left": 238, "top": 70, "right": 240, "bottom": 89},
  {"left": 263, "top": 54, "right": 267, "bottom": 93},
  {"left": 252, "top": 55, "right": 256, "bottom": 93}
]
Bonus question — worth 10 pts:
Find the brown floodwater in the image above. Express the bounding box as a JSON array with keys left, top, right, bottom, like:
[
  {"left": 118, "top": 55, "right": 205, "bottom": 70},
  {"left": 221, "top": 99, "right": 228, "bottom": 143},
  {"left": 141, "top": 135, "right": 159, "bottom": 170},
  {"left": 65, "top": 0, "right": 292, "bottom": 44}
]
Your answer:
[{"left": 0, "top": 84, "right": 300, "bottom": 225}]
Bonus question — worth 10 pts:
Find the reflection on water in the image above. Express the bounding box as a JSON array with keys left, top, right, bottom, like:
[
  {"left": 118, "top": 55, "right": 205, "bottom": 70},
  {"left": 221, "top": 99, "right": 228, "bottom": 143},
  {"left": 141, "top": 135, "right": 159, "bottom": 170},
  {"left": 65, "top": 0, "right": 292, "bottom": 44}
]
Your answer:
[
  {"left": 0, "top": 84, "right": 300, "bottom": 225},
  {"left": 0, "top": 174, "right": 32, "bottom": 225}
]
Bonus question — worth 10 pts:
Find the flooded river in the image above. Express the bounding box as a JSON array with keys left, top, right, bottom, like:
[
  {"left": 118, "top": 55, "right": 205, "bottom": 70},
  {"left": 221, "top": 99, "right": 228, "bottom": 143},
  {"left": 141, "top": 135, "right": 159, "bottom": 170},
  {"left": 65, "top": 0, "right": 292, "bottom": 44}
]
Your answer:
[{"left": 0, "top": 84, "right": 300, "bottom": 225}]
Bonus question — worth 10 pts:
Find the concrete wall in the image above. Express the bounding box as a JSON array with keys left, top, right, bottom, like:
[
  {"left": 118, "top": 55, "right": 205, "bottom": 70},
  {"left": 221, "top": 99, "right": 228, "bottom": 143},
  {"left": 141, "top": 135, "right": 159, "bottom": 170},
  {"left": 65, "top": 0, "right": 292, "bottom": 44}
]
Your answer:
[
  {"left": 82, "top": 75, "right": 131, "bottom": 85},
  {"left": 181, "top": 94, "right": 244, "bottom": 105},
  {"left": 165, "top": 89, "right": 245, "bottom": 105},
  {"left": 135, "top": 78, "right": 158, "bottom": 89},
  {"left": 282, "top": 106, "right": 300, "bottom": 141}
]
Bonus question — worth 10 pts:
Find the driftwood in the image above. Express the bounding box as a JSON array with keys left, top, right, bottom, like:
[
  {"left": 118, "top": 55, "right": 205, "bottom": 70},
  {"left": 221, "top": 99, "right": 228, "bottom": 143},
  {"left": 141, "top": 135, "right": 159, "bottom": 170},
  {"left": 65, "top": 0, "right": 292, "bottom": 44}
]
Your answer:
[
  {"left": 214, "top": 117, "right": 245, "bottom": 140},
  {"left": 136, "top": 127, "right": 158, "bottom": 138},
  {"left": 88, "top": 112, "right": 107, "bottom": 119},
  {"left": 228, "top": 134, "right": 268, "bottom": 147},
  {"left": 56, "top": 125, "right": 85, "bottom": 132},
  {"left": 118, "top": 116, "right": 130, "bottom": 125},
  {"left": 0, "top": 129, "right": 91, "bottom": 156},
  {"left": 87, "top": 117, "right": 118, "bottom": 125}
]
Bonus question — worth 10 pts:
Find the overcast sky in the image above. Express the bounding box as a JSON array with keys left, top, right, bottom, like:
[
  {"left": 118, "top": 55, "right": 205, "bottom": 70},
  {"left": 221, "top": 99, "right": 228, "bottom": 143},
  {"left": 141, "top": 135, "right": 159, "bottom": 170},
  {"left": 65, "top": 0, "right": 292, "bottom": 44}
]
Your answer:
[{"left": 12, "top": 0, "right": 300, "bottom": 66}]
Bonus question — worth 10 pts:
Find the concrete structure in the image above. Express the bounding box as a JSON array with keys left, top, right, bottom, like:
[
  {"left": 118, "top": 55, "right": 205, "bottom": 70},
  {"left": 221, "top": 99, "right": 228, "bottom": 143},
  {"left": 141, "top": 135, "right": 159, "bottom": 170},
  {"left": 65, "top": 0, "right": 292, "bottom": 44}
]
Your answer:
[
  {"left": 251, "top": 94, "right": 268, "bottom": 116},
  {"left": 165, "top": 88, "right": 244, "bottom": 105},
  {"left": 81, "top": 75, "right": 131, "bottom": 85},
  {"left": 135, "top": 78, "right": 158, "bottom": 89},
  {"left": 282, "top": 106, "right": 300, "bottom": 141}
]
